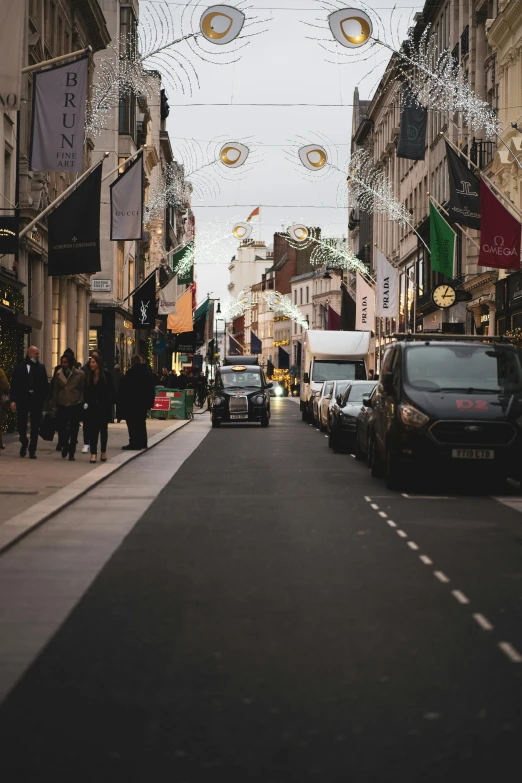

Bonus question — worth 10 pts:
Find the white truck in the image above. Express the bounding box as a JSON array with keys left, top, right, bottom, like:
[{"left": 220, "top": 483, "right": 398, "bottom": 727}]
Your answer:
[{"left": 300, "top": 330, "right": 371, "bottom": 422}]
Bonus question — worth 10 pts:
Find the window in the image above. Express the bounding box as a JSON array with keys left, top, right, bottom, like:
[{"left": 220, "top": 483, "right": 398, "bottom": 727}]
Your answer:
[
  {"left": 118, "top": 7, "right": 138, "bottom": 140},
  {"left": 3, "top": 147, "right": 12, "bottom": 209},
  {"left": 300, "top": 287, "right": 303, "bottom": 304},
  {"left": 306, "top": 286, "right": 309, "bottom": 303},
  {"left": 294, "top": 289, "right": 297, "bottom": 304},
  {"left": 117, "top": 242, "right": 124, "bottom": 299}
]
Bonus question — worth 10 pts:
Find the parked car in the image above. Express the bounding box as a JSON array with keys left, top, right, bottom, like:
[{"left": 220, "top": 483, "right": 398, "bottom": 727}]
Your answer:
[
  {"left": 320, "top": 380, "right": 350, "bottom": 433},
  {"left": 355, "top": 385, "right": 379, "bottom": 462},
  {"left": 367, "top": 334, "right": 522, "bottom": 490},
  {"left": 329, "top": 380, "right": 377, "bottom": 452},
  {"left": 313, "top": 381, "right": 332, "bottom": 428}
]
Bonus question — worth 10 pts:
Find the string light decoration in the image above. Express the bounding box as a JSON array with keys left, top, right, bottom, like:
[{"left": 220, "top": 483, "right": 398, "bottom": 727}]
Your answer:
[
  {"left": 264, "top": 291, "right": 310, "bottom": 330},
  {"left": 284, "top": 224, "right": 372, "bottom": 278},
  {"left": 222, "top": 289, "right": 252, "bottom": 320},
  {"left": 348, "top": 149, "right": 412, "bottom": 229},
  {"left": 139, "top": 1, "right": 269, "bottom": 97},
  {"left": 146, "top": 162, "right": 192, "bottom": 222}
]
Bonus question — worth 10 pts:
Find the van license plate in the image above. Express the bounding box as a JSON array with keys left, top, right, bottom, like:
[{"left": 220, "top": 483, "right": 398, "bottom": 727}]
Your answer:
[
  {"left": 452, "top": 449, "right": 494, "bottom": 460},
  {"left": 230, "top": 414, "right": 247, "bottom": 420}
]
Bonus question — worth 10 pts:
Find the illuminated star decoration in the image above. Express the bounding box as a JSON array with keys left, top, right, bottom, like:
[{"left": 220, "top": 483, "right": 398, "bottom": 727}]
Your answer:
[
  {"left": 264, "top": 291, "right": 310, "bottom": 330},
  {"left": 139, "top": 1, "right": 269, "bottom": 96}
]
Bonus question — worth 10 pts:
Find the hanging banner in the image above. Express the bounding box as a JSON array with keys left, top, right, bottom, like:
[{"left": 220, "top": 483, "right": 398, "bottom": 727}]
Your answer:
[
  {"left": 30, "top": 56, "right": 89, "bottom": 173},
  {"left": 251, "top": 330, "right": 262, "bottom": 354},
  {"left": 445, "top": 141, "right": 481, "bottom": 230},
  {"left": 228, "top": 333, "right": 243, "bottom": 355},
  {"left": 174, "top": 331, "right": 197, "bottom": 354},
  {"left": 0, "top": 0, "right": 25, "bottom": 110},
  {"left": 355, "top": 272, "right": 375, "bottom": 331},
  {"left": 375, "top": 249, "right": 399, "bottom": 318},
  {"left": 167, "top": 287, "right": 192, "bottom": 334},
  {"left": 0, "top": 215, "right": 19, "bottom": 254},
  {"left": 48, "top": 164, "right": 102, "bottom": 276},
  {"left": 278, "top": 346, "right": 290, "bottom": 369},
  {"left": 158, "top": 275, "right": 178, "bottom": 315},
  {"left": 397, "top": 84, "right": 427, "bottom": 161},
  {"left": 110, "top": 152, "right": 143, "bottom": 240},
  {"left": 340, "top": 285, "right": 356, "bottom": 331},
  {"left": 327, "top": 306, "right": 340, "bottom": 330},
  {"left": 430, "top": 201, "right": 456, "bottom": 277},
  {"left": 478, "top": 182, "right": 521, "bottom": 271},
  {"left": 132, "top": 273, "right": 157, "bottom": 329}
]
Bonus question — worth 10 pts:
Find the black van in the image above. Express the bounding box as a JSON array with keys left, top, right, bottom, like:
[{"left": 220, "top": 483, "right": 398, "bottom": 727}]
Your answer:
[
  {"left": 367, "top": 334, "right": 522, "bottom": 490},
  {"left": 211, "top": 357, "right": 273, "bottom": 428}
]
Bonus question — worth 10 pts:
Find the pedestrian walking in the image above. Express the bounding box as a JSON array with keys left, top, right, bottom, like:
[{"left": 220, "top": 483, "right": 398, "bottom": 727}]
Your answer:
[
  {"left": 50, "top": 347, "right": 75, "bottom": 452},
  {"left": 83, "top": 354, "right": 114, "bottom": 464},
  {"left": 176, "top": 369, "right": 188, "bottom": 390},
  {"left": 80, "top": 348, "right": 102, "bottom": 453},
  {"left": 51, "top": 353, "right": 85, "bottom": 461},
  {"left": 0, "top": 363, "right": 9, "bottom": 452},
  {"left": 196, "top": 372, "right": 207, "bottom": 407},
  {"left": 119, "top": 355, "right": 156, "bottom": 451},
  {"left": 112, "top": 363, "right": 122, "bottom": 422},
  {"left": 9, "top": 345, "right": 49, "bottom": 459}
]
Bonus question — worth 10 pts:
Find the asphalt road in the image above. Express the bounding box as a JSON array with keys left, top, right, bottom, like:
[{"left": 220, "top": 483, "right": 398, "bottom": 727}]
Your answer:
[{"left": 1, "top": 400, "right": 522, "bottom": 782}]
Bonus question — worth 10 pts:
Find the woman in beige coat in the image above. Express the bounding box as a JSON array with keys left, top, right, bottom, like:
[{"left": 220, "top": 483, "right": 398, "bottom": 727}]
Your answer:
[
  {"left": 51, "top": 354, "right": 85, "bottom": 461},
  {"left": 0, "top": 365, "right": 9, "bottom": 451}
]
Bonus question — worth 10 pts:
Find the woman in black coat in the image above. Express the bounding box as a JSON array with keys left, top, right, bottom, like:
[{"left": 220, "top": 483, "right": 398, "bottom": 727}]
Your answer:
[
  {"left": 83, "top": 355, "right": 114, "bottom": 463},
  {"left": 118, "top": 355, "right": 156, "bottom": 450}
]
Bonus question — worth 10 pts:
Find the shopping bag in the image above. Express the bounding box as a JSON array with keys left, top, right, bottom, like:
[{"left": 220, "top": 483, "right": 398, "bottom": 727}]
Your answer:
[{"left": 39, "top": 412, "right": 56, "bottom": 441}]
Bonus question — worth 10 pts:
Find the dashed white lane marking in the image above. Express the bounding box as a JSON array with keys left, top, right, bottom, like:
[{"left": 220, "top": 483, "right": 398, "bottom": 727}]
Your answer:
[
  {"left": 434, "top": 571, "right": 450, "bottom": 584},
  {"left": 396, "top": 530, "right": 407, "bottom": 538},
  {"left": 386, "top": 519, "right": 397, "bottom": 528},
  {"left": 378, "top": 511, "right": 388, "bottom": 518},
  {"left": 364, "top": 496, "right": 371, "bottom": 502},
  {"left": 499, "top": 642, "right": 522, "bottom": 664},
  {"left": 452, "top": 590, "right": 470, "bottom": 605},
  {"left": 473, "top": 613, "right": 494, "bottom": 631},
  {"left": 407, "top": 541, "right": 419, "bottom": 551},
  {"left": 370, "top": 503, "right": 379, "bottom": 510},
  {"left": 419, "top": 555, "right": 433, "bottom": 566},
  {"left": 401, "top": 494, "right": 454, "bottom": 500}
]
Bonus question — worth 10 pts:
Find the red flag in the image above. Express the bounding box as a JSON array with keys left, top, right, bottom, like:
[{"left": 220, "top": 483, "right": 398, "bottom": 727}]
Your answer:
[
  {"left": 327, "top": 305, "right": 340, "bottom": 330},
  {"left": 246, "top": 206, "right": 260, "bottom": 221},
  {"left": 478, "top": 182, "right": 521, "bottom": 270}
]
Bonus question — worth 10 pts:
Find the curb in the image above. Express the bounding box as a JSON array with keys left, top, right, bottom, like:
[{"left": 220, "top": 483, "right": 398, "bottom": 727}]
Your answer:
[{"left": 0, "top": 418, "right": 192, "bottom": 556}]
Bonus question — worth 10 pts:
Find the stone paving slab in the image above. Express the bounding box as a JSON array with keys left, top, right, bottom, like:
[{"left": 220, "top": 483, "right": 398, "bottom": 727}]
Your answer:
[{"left": 0, "top": 417, "right": 197, "bottom": 553}]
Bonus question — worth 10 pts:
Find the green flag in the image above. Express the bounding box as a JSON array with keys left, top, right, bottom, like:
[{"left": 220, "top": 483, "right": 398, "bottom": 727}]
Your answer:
[
  {"left": 430, "top": 201, "right": 455, "bottom": 278},
  {"left": 171, "top": 240, "right": 194, "bottom": 284}
]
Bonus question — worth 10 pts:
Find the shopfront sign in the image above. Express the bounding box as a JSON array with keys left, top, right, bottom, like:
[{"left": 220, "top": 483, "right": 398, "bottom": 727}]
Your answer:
[{"left": 0, "top": 215, "right": 18, "bottom": 254}]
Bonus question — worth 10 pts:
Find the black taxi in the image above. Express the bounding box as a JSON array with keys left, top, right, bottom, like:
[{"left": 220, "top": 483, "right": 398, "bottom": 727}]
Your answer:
[
  {"left": 367, "top": 334, "right": 522, "bottom": 490},
  {"left": 211, "top": 357, "right": 273, "bottom": 428}
]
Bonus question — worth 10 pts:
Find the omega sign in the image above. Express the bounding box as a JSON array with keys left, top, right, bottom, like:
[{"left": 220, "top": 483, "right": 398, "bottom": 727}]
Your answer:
[{"left": 482, "top": 235, "right": 518, "bottom": 257}]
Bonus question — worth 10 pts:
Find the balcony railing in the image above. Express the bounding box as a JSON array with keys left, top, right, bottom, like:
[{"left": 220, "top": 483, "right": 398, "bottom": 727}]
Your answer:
[
  {"left": 470, "top": 137, "right": 495, "bottom": 169},
  {"left": 461, "top": 25, "right": 469, "bottom": 57}
]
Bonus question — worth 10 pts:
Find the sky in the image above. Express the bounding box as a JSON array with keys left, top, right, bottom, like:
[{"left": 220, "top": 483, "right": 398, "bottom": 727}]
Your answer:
[{"left": 141, "top": 0, "right": 418, "bottom": 305}]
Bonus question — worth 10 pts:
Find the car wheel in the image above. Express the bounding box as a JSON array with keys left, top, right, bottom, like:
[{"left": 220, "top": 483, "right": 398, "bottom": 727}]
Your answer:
[
  {"left": 385, "top": 443, "right": 404, "bottom": 490},
  {"left": 370, "top": 434, "right": 384, "bottom": 478},
  {"left": 355, "top": 434, "right": 364, "bottom": 461},
  {"left": 261, "top": 413, "right": 269, "bottom": 427}
]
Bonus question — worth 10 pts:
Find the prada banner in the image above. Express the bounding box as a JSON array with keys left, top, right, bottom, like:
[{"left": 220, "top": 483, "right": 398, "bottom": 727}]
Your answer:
[
  {"left": 375, "top": 248, "right": 399, "bottom": 318},
  {"left": 445, "top": 141, "right": 481, "bottom": 230},
  {"left": 355, "top": 272, "right": 375, "bottom": 332},
  {"left": 132, "top": 273, "right": 157, "bottom": 330},
  {"left": 30, "top": 56, "right": 89, "bottom": 173},
  {"left": 0, "top": 215, "right": 18, "bottom": 255},
  {"left": 397, "top": 84, "right": 427, "bottom": 161},
  {"left": 110, "top": 152, "right": 144, "bottom": 240},
  {"left": 48, "top": 164, "right": 102, "bottom": 276},
  {"left": 0, "top": 0, "right": 25, "bottom": 110}
]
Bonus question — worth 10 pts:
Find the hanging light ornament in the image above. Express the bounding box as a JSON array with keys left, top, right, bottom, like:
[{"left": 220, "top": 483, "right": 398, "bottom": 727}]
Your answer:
[
  {"left": 232, "top": 221, "right": 253, "bottom": 240},
  {"left": 286, "top": 223, "right": 372, "bottom": 278},
  {"left": 199, "top": 5, "right": 246, "bottom": 45},
  {"left": 328, "top": 8, "right": 373, "bottom": 48},
  {"left": 298, "top": 144, "right": 328, "bottom": 171},
  {"left": 264, "top": 292, "right": 310, "bottom": 330},
  {"left": 222, "top": 289, "right": 252, "bottom": 320},
  {"left": 220, "top": 142, "right": 250, "bottom": 168}
]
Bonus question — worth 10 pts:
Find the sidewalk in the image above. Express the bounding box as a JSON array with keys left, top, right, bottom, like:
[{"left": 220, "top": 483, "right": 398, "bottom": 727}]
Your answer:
[{"left": 0, "top": 418, "right": 183, "bottom": 526}]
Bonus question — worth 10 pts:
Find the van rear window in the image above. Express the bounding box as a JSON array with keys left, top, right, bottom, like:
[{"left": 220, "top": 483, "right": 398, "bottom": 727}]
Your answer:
[{"left": 312, "top": 361, "right": 366, "bottom": 383}]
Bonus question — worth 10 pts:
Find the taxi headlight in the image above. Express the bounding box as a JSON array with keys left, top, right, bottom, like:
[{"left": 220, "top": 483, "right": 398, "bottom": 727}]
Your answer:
[
  {"left": 399, "top": 404, "right": 429, "bottom": 428},
  {"left": 253, "top": 394, "right": 265, "bottom": 405},
  {"left": 275, "top": 386, "right": 283, "bottom": 396},
  {"left": 213, "top": 395, "right": 224, "bottom": 406}
]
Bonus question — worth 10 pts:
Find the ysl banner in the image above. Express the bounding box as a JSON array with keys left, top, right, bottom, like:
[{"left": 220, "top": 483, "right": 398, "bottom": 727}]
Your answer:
[
  {"left": 132, "top": 273, "right": 157, "bottom": 329},
  {"left": 355, "top": 272, "right": 375, "bottom": 331},
  {"left": 110, "top": 152, "right": 144, "bottom": 240},
  {"left": 30, "top": 56, "right": 89, "bottom": 173}
]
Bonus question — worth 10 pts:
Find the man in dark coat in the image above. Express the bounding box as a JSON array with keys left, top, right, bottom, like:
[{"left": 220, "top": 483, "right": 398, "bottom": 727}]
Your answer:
[
  {"left": 176, "top": 369, "right": 188, "bottom": 390},
  {"left": 119, "top": 355, "right": 156, "bottom": 450},
  {"left": 9, "top": 345, "right": 49, "bottom": 458}
]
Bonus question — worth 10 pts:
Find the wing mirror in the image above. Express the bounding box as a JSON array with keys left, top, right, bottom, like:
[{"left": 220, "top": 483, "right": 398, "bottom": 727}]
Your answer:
[
  {"left": 303, "top": 372, "right": 310, "bottom": 384},
  {"left": 362, "top": 393, "right": 372, "bottom": 407},
  {"left": 266, "top": 382, "right": 273, "bottom": 389},
  {"left": 336, "top": 394, "right": 342, "bottom": 405}
]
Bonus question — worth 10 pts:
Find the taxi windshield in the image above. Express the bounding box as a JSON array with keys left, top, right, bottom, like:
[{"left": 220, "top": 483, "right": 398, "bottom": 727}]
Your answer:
[{"left": 219, "top": 371, "right": 263, "bottom": 390}]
